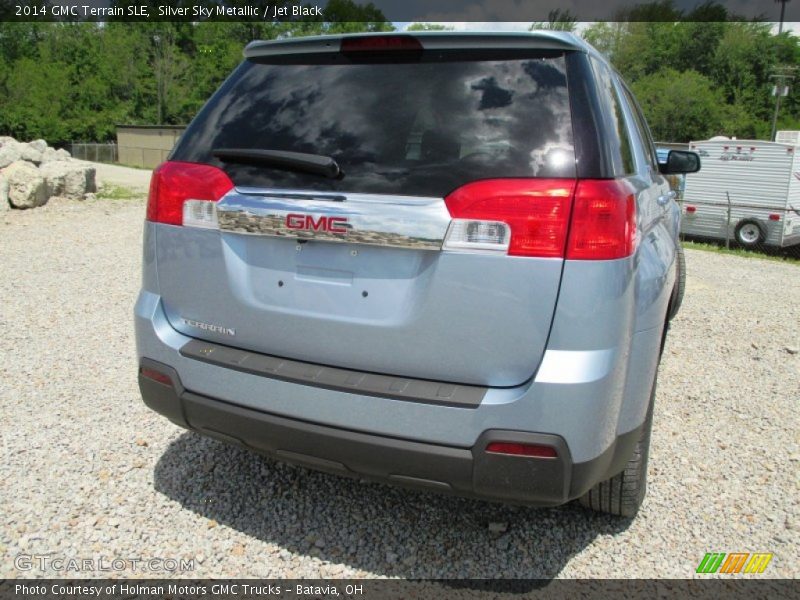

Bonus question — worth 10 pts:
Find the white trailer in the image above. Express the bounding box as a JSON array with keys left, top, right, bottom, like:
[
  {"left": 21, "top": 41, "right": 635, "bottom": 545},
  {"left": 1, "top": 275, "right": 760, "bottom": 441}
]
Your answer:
[{"left": 681, "top": 136, "right": 800, "bottom": 248}]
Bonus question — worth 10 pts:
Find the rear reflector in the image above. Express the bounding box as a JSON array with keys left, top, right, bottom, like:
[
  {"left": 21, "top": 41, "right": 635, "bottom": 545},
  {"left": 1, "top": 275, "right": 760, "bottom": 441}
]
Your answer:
[
  {"left": 686, "top": 205, "right": 697, "bottom": 213},
  {"left": 140, "top": 367, "right": 172, "bottom": 387},
  {"left": 444, "top": 178, "right": 637, "bottom": 259},
  {"left": 486, "top": 442, "right": 558, "bottom": 458},
  {"left": 341, "top": 35, "right": 423, "bottom": 52},
  {"left": 146, "top": 161, "right": 234, "bottom": 226},
  {"left": 769, "top": 213, "right": 781, "bottom": 221}
]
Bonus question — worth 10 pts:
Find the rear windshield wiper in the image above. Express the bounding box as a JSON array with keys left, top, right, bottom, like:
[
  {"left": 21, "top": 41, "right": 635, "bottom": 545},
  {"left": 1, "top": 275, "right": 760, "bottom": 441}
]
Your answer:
[{"left": 213, "top": 148, "right": 343, "bottom": 179}]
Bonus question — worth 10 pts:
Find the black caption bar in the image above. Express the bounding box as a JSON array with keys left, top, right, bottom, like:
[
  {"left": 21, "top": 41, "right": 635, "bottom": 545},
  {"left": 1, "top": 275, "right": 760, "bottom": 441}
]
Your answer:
[
  {"left": 1, "top": 0, "right": 798, "bottom": 22},
  {"left": 1, "top": 580, "right": 799, "bottom": 600}
]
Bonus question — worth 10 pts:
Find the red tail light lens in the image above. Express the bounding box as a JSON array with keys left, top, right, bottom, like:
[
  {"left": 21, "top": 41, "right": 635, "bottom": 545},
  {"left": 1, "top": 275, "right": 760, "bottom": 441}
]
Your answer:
[
  {"left": 444, "top": 179, "right": 576, "bottom": 257},
  {"left": 486, "top": 442, "right": 558, "bottom": 458},
  {"left": 566, "top": 179, "right": 637, "bottom": 260},
  {"left": 341, "top": 35, "right": 423, "bottom": 52},
  {"left": 146, "top": 161, "right": 234, "bottom": 226}
]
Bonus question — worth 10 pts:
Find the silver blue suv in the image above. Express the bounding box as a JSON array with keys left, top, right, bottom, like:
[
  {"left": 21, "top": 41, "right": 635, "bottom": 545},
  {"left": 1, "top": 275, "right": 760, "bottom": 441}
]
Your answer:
[{"left": 135, "top": 32, "right": 699, "bottom": 517}]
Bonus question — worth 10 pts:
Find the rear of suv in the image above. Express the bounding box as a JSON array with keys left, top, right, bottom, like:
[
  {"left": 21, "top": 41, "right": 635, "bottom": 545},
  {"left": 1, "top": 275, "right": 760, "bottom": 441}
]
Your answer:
[{"left": 135, "top": 31, "right": 699, "bottom": 517}]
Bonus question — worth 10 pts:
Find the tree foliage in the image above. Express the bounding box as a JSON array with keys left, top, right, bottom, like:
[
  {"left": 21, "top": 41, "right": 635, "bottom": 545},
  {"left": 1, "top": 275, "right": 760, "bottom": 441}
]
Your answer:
[
  {"left": 529, "top": 9, "right": 578, "bottom": 32},
  {"left": 1, "top": 1, "right": 798, "bottom": 144},
  {"left": 583, "top": 2, "right": 800, "bottom": 141},
  {"left": 0, "top": 2, "right": 393, "bottom": 142}
]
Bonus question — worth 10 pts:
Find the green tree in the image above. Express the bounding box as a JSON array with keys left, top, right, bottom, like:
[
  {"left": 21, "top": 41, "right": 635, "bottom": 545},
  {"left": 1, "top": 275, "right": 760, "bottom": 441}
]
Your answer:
[
  {"left": 529, "top": 9, "right": 578, "bottom": 32},
  {"left": 631, "top": 68, "right": 729, "bottom": 141},
  {"left": 2, "top": 57, "right": 72, "bottom": 140}
]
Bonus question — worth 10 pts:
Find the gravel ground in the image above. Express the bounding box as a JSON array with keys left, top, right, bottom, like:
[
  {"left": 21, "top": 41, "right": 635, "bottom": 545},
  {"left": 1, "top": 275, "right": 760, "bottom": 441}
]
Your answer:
[{"left": 1, "top": 189, "right": 798, "bottom": 580}]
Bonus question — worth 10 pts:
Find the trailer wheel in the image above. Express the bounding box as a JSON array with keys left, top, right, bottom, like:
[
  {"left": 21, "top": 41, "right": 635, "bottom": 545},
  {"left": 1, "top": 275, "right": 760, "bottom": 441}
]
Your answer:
[{"left": 734, "top": 219, "right": 765, "bottom": 248}]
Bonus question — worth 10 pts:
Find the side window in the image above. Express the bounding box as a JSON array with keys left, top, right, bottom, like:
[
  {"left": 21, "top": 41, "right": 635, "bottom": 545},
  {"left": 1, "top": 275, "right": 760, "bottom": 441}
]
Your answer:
[
  {"left": 620, "top": 83, "right": 659, "bottom": 173},
  {"left": 589, "top": 56, "right": 635, "bottom": 176}
]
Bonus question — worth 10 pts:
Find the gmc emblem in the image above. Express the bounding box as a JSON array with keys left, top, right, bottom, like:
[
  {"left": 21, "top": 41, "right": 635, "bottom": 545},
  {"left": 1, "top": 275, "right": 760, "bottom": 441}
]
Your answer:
[{"left": 285, "top": 213, "right": 349, "bottom": 234}]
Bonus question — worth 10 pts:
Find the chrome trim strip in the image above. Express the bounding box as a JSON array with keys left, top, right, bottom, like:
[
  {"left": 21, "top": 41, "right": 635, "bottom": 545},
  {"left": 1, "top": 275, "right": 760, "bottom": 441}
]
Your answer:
[{"left": 216, "top": 188, "right": 451, "bottom": 251}]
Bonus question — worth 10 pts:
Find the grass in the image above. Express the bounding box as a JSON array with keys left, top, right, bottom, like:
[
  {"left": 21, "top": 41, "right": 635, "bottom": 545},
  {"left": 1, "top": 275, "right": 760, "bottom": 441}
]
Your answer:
[
  {"left": 96, "top": 183, "right": 143, "bottom": 201},
  {"left": 682, "top": 240, "right": 800, "bottom": 265}
]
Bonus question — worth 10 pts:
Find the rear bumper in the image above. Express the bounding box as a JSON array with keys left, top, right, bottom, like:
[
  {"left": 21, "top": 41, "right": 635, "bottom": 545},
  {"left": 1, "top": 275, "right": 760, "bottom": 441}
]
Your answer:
[{"left": 139, "top": 358, "right": 640, "bottom": 507}]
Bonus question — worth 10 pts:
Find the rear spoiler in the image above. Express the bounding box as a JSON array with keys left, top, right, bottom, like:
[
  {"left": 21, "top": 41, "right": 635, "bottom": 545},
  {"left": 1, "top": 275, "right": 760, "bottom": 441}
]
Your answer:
[{"left": 244, "top": 32, "right": 585, "bottom": 59}]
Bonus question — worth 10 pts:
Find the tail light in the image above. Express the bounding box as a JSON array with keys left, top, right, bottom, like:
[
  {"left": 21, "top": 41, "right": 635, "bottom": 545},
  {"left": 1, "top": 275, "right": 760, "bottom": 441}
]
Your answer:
[
  {"left": 146, "top": 161, "right": 234, "bottom": 227},
  {"left": 443, "top": 178, "right": 637, "bottom": 260},
  {"left": 444, "top": 179, "right": 576, "bottom": 257},
  {"left": 566, "top": 179, "right": 637, "bottom": 260}
]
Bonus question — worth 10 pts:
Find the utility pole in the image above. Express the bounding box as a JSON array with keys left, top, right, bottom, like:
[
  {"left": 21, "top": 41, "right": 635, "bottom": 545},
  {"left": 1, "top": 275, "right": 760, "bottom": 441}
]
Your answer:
[
  {"left": 775, "top": 0, "right": 791, "bottom": 34},
  {"left": 770, "top": 66, "right": 797, "bottom": 141},
  {"left": 153, "top": 34, "right": 163, "bottom": 125}
]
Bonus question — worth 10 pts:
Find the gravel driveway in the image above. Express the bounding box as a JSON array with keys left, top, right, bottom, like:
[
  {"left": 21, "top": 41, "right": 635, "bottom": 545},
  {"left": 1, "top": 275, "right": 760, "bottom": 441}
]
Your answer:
[{"left": 1, "top": 192, "right": 798, "bottom": 579}]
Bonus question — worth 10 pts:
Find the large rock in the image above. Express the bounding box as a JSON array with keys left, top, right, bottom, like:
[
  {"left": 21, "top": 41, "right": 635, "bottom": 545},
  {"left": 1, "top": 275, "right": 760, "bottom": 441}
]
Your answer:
[
  {"left": 28, "top": 139, "right": 47, "bottom": 153},
  {"left": 0, "top": 136, "right": 17, "bottom": 147},
  {"left": 18, "top": 143, "right": 42, "bottom": 164},
  {"left": 39, "top": 160, "right": 96, "bottom": 199},
  {"left": 4, "top": 160, "right": 47, "bottom": 208},
  {"left": 40, "top": 147, "right": 70, "bottom": 163},
  {"left": 0, "top": 140, "right": 42, "bottom": 165},
  {"left": 0, "top": 174, "right": 8, "bottom": 211},
  {"left": 0, "top": 142, "right": 22, "bottom": 168}
]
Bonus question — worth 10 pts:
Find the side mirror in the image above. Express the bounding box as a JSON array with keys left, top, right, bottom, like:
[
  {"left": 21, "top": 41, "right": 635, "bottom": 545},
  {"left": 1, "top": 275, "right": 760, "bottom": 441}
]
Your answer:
[{"left": 659, "top": 150, "right": 701, "bottom": 175}]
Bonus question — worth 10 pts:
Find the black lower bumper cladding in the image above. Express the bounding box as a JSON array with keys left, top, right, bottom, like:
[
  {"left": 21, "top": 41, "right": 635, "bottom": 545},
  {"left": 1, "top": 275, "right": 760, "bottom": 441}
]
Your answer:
[{"left": 138, "top": 358, "right": 639, "bottom": 507}]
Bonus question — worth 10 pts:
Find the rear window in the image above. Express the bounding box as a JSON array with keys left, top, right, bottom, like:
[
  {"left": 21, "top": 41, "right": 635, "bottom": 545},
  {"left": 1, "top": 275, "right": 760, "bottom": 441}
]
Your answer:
[{"left": 172, "top": 51, "right": 576, "bottom": 197}]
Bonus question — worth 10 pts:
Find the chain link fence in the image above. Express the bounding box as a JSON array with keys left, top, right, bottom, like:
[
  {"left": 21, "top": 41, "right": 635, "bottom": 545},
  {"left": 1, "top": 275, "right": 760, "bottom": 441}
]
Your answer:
[{"left": 65, "top": 142, "right": 118, "bottom": 164}]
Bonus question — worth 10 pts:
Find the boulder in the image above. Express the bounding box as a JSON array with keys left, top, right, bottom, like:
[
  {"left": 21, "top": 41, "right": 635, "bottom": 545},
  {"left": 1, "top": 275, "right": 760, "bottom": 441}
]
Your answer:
[
  {"left": 0, "top": 142, "right": 22, "bottom": 168},
  {"left": 39, "top": 160, "right": 97, "bottom": 199},
  {"left": 40, "top": 147, "right": 70, "bottom": 163},
  {"left": 4, "top": 160, "right": 47, "bottom": 208},
  {"left": 0, "top": 174, "right": 8, "bottom": 211},
  {"left": 0, "top": 136, "right": 17, "bottom": 147},
  {"left": 40, "top": 147, "right": 58, "bottom": 163},
  {"left": 18, "top": 143, "right": 42, "bottom": 164},
  {"left": 28, "top": 139, "right": 48, "bottom": 154}
]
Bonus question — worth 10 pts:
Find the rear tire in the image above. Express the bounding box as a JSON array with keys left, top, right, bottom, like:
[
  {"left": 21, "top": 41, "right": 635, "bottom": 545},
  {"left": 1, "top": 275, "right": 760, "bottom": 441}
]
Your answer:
[
  {"left": 667, "top": 244, "right": 686, "bottom": 320},
  {"left": 734, "top": 219, "right": 765, "bottom": 248},
  {"left": 577, "top": 376, "right": 656, "bottom": 518}
]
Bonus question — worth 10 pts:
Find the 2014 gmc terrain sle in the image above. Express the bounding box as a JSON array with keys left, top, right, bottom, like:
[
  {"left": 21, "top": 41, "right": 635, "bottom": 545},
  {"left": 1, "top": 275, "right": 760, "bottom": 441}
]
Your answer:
[{"left": 135, "top": 32, "right": 700, "bottom": 517}]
